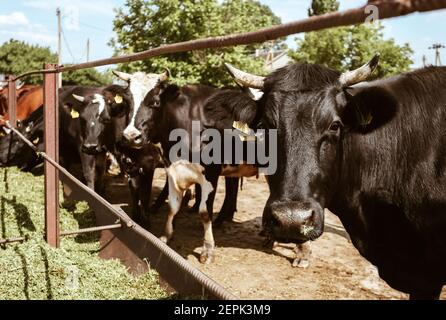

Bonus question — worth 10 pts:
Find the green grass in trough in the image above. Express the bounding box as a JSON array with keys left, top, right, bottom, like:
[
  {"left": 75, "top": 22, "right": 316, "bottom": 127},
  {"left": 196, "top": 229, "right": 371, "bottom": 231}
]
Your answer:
[{"left": 0, "top": 166, "right": 169, "bottom": 300}]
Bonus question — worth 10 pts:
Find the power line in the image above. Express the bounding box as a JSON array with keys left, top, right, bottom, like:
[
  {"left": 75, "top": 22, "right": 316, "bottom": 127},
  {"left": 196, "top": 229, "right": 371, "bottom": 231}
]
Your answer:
[
  {"left": 78, "top": 21, "right": 109, "bottom": 33},
  {"left": 61, "top": 27, "right": 77, "bottom": 63}
]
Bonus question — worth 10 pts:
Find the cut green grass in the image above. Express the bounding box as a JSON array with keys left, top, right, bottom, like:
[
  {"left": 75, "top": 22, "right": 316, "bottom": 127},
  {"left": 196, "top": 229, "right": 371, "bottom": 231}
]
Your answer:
[{"left": 0, "top": 166, "right": 169, "bottom": 300}]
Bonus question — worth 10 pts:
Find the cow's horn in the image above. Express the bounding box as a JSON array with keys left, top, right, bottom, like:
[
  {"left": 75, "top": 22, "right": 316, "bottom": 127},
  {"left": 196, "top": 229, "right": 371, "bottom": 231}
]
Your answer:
[
  {"left": 339, "top": 53, "right": 380, "bottom": 87},
  {"left": 72, "top": 94, "right": 85, "bottom": 102},
  {"left": 224, "top": 63, "right": 265, "bottom": 89},
  {"left": 112, "top": 70, "right": 132, "bottom": 82},
  {"left": 159, "top": 68, "right": 170, "bottom": 82}
]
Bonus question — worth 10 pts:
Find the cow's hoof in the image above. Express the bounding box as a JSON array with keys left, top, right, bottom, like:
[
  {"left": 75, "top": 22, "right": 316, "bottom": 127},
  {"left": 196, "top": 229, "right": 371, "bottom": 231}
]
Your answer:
[
  {"left": 292, "top": 258, "right": 310, "bottom": 269},
  {"left": 199, "top": 243, "right": 214, "bottom": 264},
  {"left": 214, "top": 212, "right": 235, "bottom": 228}
]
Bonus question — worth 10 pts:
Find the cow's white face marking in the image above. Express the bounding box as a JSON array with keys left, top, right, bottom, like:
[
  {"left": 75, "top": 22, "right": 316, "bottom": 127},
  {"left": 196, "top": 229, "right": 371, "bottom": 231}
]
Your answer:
[
  {"left": 91, "top": 121, "right": 95, "bottom": 127},
  {"left": 92, "top": 94, "right": 106, "bottom": 116},
  {"left": 123, "top": 72, "right": 161, "bottom": 140}
]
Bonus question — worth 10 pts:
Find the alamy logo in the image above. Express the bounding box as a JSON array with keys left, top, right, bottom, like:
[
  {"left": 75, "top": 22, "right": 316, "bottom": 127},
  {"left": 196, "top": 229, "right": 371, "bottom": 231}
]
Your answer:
[{"left": 168, "top": 121, "right": 278, "bottom": 175}]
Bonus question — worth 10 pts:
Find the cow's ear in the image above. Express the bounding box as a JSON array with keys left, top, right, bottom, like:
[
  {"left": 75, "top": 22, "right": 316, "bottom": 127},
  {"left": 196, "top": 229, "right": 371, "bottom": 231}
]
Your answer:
[
  {"left": 338, "top": 85, "right": 397, "bottom": 133},
  {"left": 103, "top": 88, "right": 127, "bottom": 117}
]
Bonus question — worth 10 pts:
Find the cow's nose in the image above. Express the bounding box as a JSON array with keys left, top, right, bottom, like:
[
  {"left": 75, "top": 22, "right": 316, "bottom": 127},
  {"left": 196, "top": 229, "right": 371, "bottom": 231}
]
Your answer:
[
  {"left": 123, "top": 127, "right": 141, "bottom": 140},
  {"left": 265, "top": 200, "right": 324, "bottom": 243},
  {"left": 82, "top": 143, "right": 99, "bottom": 153}
]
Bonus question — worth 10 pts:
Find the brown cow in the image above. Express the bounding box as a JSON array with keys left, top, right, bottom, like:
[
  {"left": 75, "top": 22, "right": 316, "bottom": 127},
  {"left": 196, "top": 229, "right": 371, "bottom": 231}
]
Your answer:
[
  {"left": 0, "top": 84, "right": 37, "bottom": 116},
  {"left": 0, "top": 86, "right": 43, "bottom": 131}
]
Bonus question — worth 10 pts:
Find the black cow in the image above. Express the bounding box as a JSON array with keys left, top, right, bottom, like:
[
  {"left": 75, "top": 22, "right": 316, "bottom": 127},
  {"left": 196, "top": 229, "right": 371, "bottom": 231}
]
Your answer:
[
  {"left": 0, "top": 86, "right": 111, "bottom": 195},
  {"left": 59, "top": 86, "right": 111, "bottom": 195},
  {"left": 0, "top": 105, "right": 44, "bottom": 171},
  {"left": 110, "top": 71, "right": 241, "bottom": 227},
  {"left": 207, "top": 56, "right": 446, "bottom": 299}
]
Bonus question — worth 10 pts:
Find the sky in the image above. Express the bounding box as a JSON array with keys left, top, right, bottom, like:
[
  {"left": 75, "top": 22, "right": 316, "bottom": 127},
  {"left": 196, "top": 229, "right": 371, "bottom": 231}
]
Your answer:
[{"left": 0, "top": 0, "right": 445, "bottom": 72}]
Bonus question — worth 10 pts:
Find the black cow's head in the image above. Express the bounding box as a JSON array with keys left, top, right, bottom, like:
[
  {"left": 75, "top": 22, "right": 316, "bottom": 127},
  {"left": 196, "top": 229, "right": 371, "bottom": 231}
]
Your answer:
[
  {"left": 0, "top": 107, "right": 43, "bottom": 170},
  {"left": 71, "top": 93, "right": 111, "bottom": 155},
  {"left": 221, "top": 54, "right": 386, "bottom": 244},
  {"left": 111, "top": 70, "right": 169, "bottom": 148}
]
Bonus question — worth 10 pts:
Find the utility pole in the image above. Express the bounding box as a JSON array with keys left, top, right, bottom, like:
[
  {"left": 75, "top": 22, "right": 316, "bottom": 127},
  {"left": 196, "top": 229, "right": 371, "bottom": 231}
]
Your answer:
[
  {"left": 429, "top": 43, "right": 445, "bottom": 66},
  {"left": 57, "top": 7, "right": 62, "bottom": 87},
  {"left": 87, "top": 38, "right": 90, "bottom": 62},
  {"left": 422, "top": 55, "right": 427, "bottom": 67}
]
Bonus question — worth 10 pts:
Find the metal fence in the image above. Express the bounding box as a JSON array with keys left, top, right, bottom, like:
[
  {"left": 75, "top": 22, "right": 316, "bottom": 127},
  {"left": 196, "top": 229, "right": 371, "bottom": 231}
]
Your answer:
[{"left": 2, "top": 0, "right": 446, "bottom": 299}]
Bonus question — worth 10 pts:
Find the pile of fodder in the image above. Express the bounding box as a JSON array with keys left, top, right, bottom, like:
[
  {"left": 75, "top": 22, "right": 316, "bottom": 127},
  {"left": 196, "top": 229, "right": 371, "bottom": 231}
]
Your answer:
[{"left": 0, "top": 167, "right": 169, "bottom": 300}]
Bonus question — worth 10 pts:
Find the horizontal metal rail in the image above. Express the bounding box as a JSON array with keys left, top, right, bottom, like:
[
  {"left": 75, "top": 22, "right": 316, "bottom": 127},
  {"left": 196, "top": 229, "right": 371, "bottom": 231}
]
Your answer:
[
  {"left": 0, "top": 236, "right": 26, "bottom": 245},
  {"left": 12, "top": 0, "right": 446, "bottom": 80},
  {"left": 60, "top": 223, "right": 122, "bottom": 237}
]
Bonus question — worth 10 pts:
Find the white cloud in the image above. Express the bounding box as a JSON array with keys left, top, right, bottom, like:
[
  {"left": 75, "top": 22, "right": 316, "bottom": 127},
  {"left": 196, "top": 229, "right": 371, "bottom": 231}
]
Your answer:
[
  {"left": 0, "top": 30, "right": 57, "bottom": 44},
  {"left": 0, "top": 11, "right": 54, "bottom": 46},
  {"left": 24, "top": 0, "right": 116, "bottom": 17},
  {"left": 0, "top": 12, "right": 30, "bottom": 27}
]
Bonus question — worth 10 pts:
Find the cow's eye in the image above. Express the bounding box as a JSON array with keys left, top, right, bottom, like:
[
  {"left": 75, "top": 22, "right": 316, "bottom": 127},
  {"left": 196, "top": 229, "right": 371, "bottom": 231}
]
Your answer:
[{"left": 329, "top": 120, "right": 342, "bottom": 132}]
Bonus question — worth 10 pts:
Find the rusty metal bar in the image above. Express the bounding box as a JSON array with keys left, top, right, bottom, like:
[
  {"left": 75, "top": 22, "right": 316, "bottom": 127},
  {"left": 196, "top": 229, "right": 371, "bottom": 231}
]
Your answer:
[
  {"left": 10, "top": 0, "right": 446, "bottom": 79},
  {"left": 43, "top": 63, "right": 60, "bottom": 248},
  {"left": 0, "top": 237, "right": 26, "bottom": 245},
  {"left": 7, "top": 76, "right": 16, "bottom": 127},
  {"left": 60, "top": 223, "right": 122, "bottom": 237}
]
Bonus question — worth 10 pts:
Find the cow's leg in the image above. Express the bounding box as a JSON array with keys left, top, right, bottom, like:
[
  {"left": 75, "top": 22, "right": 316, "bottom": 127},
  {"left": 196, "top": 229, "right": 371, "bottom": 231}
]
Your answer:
[
  {"left": 94, "top": 153, "right": 107, "bottom": 196},
  {"left": 80, "top": 153, "right": 96, "bottom": 191},
  {"left": 188, "top": 183, "right": 201, "bottom": 213},
  {"left": 409, "top": 286, "right": 442, "bottom": 300},
  {"left": 150, "top": 178, "right": 168, "bottom": 213},
  {"left": 160, "top": 179, "right": 182, "bottom": 244},
  {"left": 139, "top": 170, "right": 154, "bottom": 227},
  {"left": 197, "top": 168, "right": 219, "bottom": 263},
  {"left": 204, "top": 166, "right": 220, "bottom": 222},
  {"left": 128, "top": 176, "right": 143, "bottom": 224},
  {"left": 198, "top": 179, "right": 215, "bottom": 264},
  {"left": 292, "top": 242, "right": 312, "bottom": 268},
  {"left": 214, "top": 177, "right": 239, "bottom": 227}
]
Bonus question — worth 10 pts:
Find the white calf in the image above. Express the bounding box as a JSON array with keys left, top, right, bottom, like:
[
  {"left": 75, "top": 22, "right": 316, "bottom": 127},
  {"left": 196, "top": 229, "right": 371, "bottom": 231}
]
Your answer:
[{"left": 160, "top": 160, "right": 214, "bottom": 263}]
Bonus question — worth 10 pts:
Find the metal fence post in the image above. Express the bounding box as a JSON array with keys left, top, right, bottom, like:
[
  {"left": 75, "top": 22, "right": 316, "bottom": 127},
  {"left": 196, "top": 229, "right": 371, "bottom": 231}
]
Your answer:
[
  {"left": 44, "top": 63, "right": 60, "bottom": 248},
  {"left": 7, "top": 75, "right": 16, "bottom": 127}
]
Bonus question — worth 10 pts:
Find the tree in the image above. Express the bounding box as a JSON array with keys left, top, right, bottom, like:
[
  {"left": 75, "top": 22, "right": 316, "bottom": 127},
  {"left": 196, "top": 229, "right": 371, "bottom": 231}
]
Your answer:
[
  {"left": 110, "top": 0, "right": 283, "bottom": 86},
  {"left": 308, "top": 0, "right": 339, "bottom": 16},
  {"left": 290, "top": 0, "right": 413, "bottom": 79},
  {"left": 0, "top": 39, "right": 111, "bottom": 86}
]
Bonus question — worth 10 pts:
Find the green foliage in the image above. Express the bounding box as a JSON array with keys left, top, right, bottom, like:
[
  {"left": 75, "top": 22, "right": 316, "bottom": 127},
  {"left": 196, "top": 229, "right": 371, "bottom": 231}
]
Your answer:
[
  {"left": 62, "top": 68, "right": 112, "bottom": 87},
  {"left": 290, "top": 1, "right": 413, "bottom": 79},
  {"left": 0, "top": 39, "right": 111, "bottom": 86},
  {"left": 110, "top": 0, "right": 283, "bottom": 86},
  {"left": 0, "top": 39, "right": 57, "bottom": 84},
  {"left": 308, "top": 0, "right": 339, "bottom": 16},
  {"left": 0, "top": 167, "right": 168, "bottom": 300}
]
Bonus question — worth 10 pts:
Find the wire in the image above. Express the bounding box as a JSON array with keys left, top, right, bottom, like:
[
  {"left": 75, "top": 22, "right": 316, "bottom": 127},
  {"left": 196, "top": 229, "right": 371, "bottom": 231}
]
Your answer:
[
  {"left": 79, "top": 21, "right": 109, "bottom": 33},
  {"left": 61, "top": 26, "right": 77, "bottom": 63}
]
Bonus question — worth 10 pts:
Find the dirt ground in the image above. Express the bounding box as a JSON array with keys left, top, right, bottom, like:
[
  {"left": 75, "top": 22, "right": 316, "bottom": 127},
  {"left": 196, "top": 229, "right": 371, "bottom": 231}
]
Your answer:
[{"left": 106, "top": 169, "right": 445, "bottom": 300}]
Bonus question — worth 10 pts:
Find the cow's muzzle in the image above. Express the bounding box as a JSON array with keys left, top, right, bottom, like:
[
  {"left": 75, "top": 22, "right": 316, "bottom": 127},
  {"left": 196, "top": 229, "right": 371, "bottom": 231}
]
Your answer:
[
  {"left": 263, "top": 200, "right": 324, "bottom": 243},
  {"left": 82, "top": 143, "right": 106, "bottom": 155},
  {"left": 122, "top": 127, "right": 143, "bottom": 149}
]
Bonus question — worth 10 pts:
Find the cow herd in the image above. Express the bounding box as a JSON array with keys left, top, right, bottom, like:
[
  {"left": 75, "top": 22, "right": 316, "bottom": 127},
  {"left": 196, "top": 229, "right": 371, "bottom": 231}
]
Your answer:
[{"left": 1, "top": 53, "right": 446, "bottom": 299}]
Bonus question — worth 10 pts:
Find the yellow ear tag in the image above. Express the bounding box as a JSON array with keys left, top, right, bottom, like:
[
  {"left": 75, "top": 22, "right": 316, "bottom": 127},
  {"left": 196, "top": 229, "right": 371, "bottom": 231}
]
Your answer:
[
  {"left": 71, "top": 109, "right": 79, "bottom": 119},
  {"left": 114, "top": 95, "right": 123, "bottom": 104},
  {"left": 33, "top": 137, "right": 40, "bottom": 145}
]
